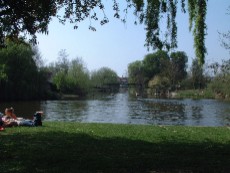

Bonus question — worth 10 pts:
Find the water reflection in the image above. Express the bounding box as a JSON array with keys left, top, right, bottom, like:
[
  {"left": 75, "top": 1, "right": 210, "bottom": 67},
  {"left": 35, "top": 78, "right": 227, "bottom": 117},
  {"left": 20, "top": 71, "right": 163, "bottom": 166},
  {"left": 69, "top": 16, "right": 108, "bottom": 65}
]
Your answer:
[
  {"left": 42, "top": 100, "right": 88, "bottom": 122},
  {"left": 83, "top": 93, "right": 130, "bottom": 124},
  {"left": 136, "top": 99, "right": 187, "bottom": 125},
  {"left": 1, "top": 92, "right": 230, "bottom": 126}
]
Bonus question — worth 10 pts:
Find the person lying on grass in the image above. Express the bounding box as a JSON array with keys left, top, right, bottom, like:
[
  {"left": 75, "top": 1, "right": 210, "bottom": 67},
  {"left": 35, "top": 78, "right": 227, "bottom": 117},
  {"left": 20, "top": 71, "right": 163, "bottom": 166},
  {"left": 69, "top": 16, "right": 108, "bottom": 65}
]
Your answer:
[{"left": 1, "top": 107, "right": 43, "bottom": 127}]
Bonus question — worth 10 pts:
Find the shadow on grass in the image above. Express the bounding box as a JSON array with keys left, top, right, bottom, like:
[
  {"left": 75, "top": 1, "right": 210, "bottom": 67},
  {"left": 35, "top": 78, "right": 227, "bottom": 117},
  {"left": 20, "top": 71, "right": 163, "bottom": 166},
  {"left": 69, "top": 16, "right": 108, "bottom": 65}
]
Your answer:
[{"left": 1, "top": 130, "right": 230, "bottom": 173}]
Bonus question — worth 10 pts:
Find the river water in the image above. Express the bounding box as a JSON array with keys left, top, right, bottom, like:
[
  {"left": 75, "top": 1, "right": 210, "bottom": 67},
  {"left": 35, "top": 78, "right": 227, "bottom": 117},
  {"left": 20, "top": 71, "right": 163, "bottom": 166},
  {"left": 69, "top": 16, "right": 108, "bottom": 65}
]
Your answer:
[{"left": 1, "top": 92, "right": 230, "bottom": 126}]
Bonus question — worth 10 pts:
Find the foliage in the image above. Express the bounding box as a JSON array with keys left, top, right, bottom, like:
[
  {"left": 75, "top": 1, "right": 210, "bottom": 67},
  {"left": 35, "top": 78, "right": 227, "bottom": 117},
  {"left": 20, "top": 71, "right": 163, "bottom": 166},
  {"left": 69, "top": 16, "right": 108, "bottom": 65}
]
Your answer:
[
  {"left": 67, "top": 58, "right": 91, "bottom": 95},
  {"left": 0, "top": 64, "right": 7, "bottom": 81},
  {"left": 51, "top": 50, "right": 69, "bottom": 92},
  {"left": 32, "top": 45, "right": 44, "bottom": 68},
  {"left": 52, "top": 69, "right": 67, "bottom": 92},
  {"left": 141, "top": 0, "right": 178, "bottom": 50},
  {"left": 148, "top": 75, "right": 170, "bottom": 92},
  {"left": 0, "top": 0, "right": 111, "bottom": 46},
  {"left": 91, "top": 67, "right": 119, "bottom": 92},
  {"left": 170, "top": 51, "right": 188, "bottom": 85},
  {"left": 0, "top": 0, "right": 57, "bottom": 46},
  {"left": 190, "top": 58, "right": 206, "bottom": 89},
  {"left": 128, "top": 50, "right": 188, "bottom": 91},
  {"left": 142, "top": 50, "right": 169, "bottom": 81},
  {"left": 208, "top": 59, "right": 230, "bottom": 99},
  {"left": 0, "top": 40, "right": 49, "bottom": 100},
  {"left": 128, "top": 60, "right": 145, "bottom": 87},
  {"left": 1, "top": 122, "right": 230, "bottom": 172},
  {"left": 188, "top": 0, "right": 207, "bottom": 65},
  {"left": 51, "top": 52, "right": 91, "bottom": 96},
  {"left": 0, "top": 0, "right": 208, "bottom": 65}
]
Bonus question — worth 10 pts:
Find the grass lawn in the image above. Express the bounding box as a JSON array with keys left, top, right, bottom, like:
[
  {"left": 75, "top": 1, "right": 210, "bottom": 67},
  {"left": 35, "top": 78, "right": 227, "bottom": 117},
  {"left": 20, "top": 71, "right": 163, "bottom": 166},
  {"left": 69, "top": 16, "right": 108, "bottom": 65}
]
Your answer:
[
  {"left": 175, "top": 89, "right": 215, "bottom": 99},
  {"left": 1, "top": 122, "right": 230, "bottom": 173}
]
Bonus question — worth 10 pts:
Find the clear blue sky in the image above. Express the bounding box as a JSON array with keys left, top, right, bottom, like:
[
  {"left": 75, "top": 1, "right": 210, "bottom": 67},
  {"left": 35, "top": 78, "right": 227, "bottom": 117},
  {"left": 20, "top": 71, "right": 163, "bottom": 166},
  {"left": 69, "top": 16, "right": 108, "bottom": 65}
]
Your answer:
[{"left": 37, "top": 1, "right": 230, "bottom": 77}]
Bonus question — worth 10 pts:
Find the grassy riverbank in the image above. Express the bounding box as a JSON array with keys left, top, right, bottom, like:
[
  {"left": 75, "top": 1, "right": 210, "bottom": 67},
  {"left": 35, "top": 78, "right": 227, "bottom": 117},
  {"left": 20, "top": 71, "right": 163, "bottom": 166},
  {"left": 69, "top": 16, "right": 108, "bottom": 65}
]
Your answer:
[
  {"left": 175, "top": 89, "right": 215, "bottom": 99},
  {"left": 1, "top": 122, "right": 230, "bottom": 173}
]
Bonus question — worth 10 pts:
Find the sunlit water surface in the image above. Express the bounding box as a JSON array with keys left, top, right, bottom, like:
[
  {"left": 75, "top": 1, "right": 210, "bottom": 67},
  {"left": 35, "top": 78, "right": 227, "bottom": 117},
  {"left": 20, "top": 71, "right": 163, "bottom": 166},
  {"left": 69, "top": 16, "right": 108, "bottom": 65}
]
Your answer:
[{"left": 1, "top": 92, "right": 230, "bottom": 126}]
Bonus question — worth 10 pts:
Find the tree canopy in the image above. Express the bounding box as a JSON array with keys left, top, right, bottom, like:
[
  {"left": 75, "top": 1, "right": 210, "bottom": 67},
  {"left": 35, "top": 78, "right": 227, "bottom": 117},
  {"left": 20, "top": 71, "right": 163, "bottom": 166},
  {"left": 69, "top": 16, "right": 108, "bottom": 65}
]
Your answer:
[
  {"left": 91, "top": 67, "right": 119, "bottom": 87},
  {"left": 0, "top": 0, "right": 208, "bottom": 64},
  {"left": 51, "top": 50, "right": 91, "bottom": 96},
  {"left": 0, "top": 40, "right": 50, "bottom": 100},
  {"left": 128, "top": 50, "right": 188, "bottom": 89}
]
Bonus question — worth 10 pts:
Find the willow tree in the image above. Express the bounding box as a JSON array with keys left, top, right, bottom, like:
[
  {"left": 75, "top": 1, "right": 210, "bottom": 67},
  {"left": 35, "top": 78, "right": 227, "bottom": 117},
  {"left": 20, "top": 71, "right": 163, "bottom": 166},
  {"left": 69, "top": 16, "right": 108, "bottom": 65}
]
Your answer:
[{"left": 0, "top": 0, "right": 207, "bottom": 64}]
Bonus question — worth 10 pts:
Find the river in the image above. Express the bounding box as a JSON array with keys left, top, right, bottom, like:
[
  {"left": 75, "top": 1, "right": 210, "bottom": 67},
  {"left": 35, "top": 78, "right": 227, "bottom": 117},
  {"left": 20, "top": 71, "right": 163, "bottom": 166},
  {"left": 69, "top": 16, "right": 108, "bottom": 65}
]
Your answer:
[{"left": 1, "top": 92, "right": 230, "bottom": 126}]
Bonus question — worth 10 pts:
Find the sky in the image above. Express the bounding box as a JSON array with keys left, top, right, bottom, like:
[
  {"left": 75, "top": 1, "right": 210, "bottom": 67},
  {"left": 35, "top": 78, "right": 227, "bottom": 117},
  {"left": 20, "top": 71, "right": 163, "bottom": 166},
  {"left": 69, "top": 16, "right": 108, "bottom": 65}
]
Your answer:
[{"left": 36, "top": 1, "right": 230, "bottom": 77}]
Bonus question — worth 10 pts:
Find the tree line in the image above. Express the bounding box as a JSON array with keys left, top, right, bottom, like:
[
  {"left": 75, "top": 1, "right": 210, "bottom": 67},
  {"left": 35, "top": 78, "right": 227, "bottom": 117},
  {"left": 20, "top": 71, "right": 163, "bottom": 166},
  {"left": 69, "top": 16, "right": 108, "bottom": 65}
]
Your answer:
[
  {"left": 0, "top": 40, "right": 229, "bottom": 101},
  {"left": 0, "top": 41, "right": 119, "bottom": 101},
  {"left": 128, "top": 50, "right": 188, "bottom": 95},
  {"left": 128, "top": 50, "right": 230, "bottom": 99}
]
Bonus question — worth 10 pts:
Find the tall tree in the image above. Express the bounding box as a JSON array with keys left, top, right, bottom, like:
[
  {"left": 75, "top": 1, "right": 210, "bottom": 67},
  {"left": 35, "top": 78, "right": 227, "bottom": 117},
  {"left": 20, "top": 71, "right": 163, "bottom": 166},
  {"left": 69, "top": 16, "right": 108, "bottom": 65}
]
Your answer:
[
  {"left": 0, "top": 0, "right": 208, "bottom": 65},
  {"left": 0, "top": 40, "right": 47, "bottom": 100},
  {"left": 67, "top": 58, "right": 91, "bottom": 96},
  {"left": 91, "top": 67, "right": 118, "bottom": 88},
  {"left": 170, "top": 51, "right": 188, "bottom": 85},
  {"left": 52, "top": 49, "right": 70, "bottom": 92},
  {"left": 142, "top": 50, "right": 169, "bottom": 81},
  {"left": 128, "top": 60, "right": 145, "bottom": 86},
  {"left": 190, "top": 58, "right": 205, "bottom": 89},
  {"left": 52, "top": 54, "right": 91, "bottom": 96},
  {"left": 208, "top": 59, "right": 230, "bottom": 98}
]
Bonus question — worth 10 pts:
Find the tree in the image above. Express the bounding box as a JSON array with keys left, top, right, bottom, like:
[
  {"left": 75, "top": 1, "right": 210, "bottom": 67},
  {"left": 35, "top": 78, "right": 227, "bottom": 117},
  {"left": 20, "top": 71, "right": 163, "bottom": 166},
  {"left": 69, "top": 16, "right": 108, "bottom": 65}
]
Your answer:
[
  {"left": 208, "top": 60, "right": 230, "bottom": 98},
  {"left": 128, "top": 60, "right": 145, "bottom": 87},
  {"left": 0, "top": 0, "right": 208, "bottom": 65},
  {"left": 52, "top": 69, "right": 68, "bottom": 93},
  {"left": 57, "top": 49, "right": 70, "bottom": 73},
  {"left": 0, "top": 64, "right": 7, "bottom": 81},
  {"left": 91, "top": 67, "right": 119, "bottom": 89},
  {"left": 67, "top": 58, "right": 91, "bottom": 96},
  {"left": 190, "top": 58, "right": 205, "bottom": 89},
  {"left": 128, "top": 50, "right": 188, "bottom": 91},
  {"left": 0, "top": 40, "right": 48, "bottom": 100},
  {"left": 170, "top": 51, "right": 188, "bottom": 85},
  {"left": 0, "top": 0, "right": 57, "bottom": 46},
  {"left": 32, "top": 45, "right": 44, "bottom": 68},
  {"left": 49, "top": 50, "right": 90, "bottom": 96},
  {"left": 52, "top": 54, "right": 91, "bottom": 96},
  {"left": 52, "top": 49, "right": 70, "bottom": 92},
  {"left": 148, "top": 75, "right": 170, "bottom": 95},
  {"left": 142, "top": 50, "right": 170, "bottom": 81}
]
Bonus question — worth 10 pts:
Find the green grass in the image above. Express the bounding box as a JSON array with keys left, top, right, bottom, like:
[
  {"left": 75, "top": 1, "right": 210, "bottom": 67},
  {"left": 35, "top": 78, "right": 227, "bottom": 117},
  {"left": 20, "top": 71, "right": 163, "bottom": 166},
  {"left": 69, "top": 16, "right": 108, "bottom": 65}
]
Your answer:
[
  {"left": 175, "top": 89, "right": 215, "bottom": 99},
  {"left": 1, "top": 122, "right": 230, "bottom": 172}
]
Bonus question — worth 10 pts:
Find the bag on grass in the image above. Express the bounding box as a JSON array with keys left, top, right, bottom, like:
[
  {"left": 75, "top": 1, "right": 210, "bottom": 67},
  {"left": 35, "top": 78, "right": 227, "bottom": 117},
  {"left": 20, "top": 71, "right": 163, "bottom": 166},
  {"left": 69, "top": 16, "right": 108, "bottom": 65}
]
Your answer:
[{"left": 33, "top": 112, "right": 42, "bottom": 126}]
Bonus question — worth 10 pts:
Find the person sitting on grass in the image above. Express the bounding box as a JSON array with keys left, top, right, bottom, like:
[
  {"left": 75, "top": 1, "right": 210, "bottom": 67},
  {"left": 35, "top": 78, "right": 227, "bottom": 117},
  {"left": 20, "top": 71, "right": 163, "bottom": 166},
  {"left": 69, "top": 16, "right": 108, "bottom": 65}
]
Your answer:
[
  {"left": 5, "top": 107, "right": 17, "bottom": 119},
  {"left": 2, "top": 107, "right": 18, "bottom": 127}
]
